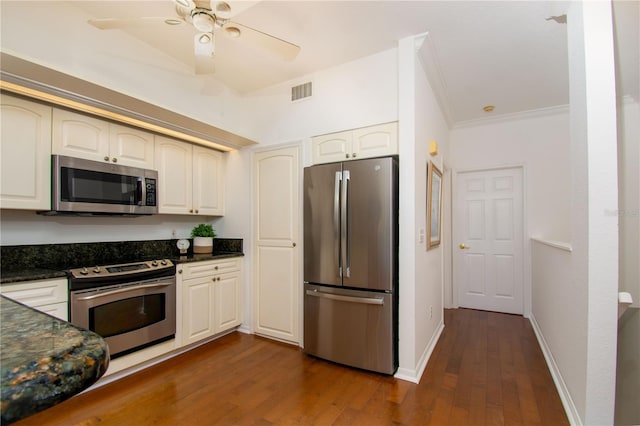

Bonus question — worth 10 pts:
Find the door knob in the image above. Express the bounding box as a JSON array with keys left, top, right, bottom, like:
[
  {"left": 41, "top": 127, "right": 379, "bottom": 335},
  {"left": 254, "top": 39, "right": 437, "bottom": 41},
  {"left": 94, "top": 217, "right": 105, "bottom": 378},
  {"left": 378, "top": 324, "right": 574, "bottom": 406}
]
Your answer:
[
  {"left": 292, "top": 242, "right": 297, "bottom": 247},
  {"left": 459, "top": 243, "right": 470, "bottom": 249}
]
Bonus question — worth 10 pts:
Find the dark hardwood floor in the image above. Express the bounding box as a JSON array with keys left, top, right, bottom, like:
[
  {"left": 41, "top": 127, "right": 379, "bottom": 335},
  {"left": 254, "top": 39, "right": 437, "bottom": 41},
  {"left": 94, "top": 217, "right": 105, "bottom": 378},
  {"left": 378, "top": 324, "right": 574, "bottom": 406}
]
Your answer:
[{"left": 15, "top": 309, "right": 568, "bottom": 425}]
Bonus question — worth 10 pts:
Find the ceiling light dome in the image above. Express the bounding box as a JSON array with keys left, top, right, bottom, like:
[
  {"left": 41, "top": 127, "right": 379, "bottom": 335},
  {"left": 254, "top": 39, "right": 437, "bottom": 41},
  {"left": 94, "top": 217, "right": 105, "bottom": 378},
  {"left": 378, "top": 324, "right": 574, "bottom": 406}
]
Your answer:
[{"left": 192, "top": 12, "right": 215, "bottom": 32}]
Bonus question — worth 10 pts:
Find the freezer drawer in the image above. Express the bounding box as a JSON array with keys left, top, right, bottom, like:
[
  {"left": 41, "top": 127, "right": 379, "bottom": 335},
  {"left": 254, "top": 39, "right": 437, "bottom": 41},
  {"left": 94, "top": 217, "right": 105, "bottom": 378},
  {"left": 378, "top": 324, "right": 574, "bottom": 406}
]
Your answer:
[{"left": 303, "top": 283, "right": 397, "bottom": 374}]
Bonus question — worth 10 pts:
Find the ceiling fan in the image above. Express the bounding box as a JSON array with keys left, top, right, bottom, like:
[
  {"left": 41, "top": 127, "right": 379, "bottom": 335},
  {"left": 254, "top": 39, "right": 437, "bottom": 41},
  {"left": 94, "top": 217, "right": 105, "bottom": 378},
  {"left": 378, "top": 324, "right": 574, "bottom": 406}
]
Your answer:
[{"left": 88, "top": 0, "right": 301, "bottom": 74}]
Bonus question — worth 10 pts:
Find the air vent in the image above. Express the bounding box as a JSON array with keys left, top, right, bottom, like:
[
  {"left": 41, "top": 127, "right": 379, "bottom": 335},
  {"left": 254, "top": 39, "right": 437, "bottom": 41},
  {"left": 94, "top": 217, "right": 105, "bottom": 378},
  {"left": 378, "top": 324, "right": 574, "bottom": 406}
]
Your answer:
[{"left": 291, "top": 82, "right": 312, "bottom": 102}]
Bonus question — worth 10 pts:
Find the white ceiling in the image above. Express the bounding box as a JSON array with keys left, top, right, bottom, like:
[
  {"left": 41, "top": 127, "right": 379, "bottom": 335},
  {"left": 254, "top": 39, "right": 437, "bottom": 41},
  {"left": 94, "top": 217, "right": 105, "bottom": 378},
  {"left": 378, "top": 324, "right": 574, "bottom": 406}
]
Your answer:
[{"left": 7, "top": 1, "right": 640, "bottom": 124}]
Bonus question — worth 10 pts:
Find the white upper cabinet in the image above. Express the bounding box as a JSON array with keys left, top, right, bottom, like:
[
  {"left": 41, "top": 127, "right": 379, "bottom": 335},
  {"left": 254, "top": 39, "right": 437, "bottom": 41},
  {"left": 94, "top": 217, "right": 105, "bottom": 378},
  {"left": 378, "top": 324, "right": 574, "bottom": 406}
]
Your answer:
[
  {"left": 108, "top": 124, "right": 155, "bottom": 169},
  {"left": 0, "top": 94, "right": 52, "bottom": 210},
  {"left": 193, "top": 146, "right": 224, "bottom": 216},
  {"left": 312, "top": 121, "right": 398, "bottom": 164},
  {"left": 52, "top": 109, "right": 154, "bottom": 168},
  {"left": 155, "top": 136, "right": 224, "bottom": 216}
]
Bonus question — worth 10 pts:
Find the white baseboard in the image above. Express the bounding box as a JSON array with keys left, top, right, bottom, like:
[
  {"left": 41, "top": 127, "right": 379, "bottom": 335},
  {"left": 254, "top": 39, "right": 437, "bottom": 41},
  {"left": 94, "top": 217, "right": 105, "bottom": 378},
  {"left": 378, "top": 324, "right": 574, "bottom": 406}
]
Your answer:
[
  {"left": 529, "top": 314, "right": 582, "bottom": 425},
  {"left": 394, "top": 320, "right": 445, "bottom": 383}
]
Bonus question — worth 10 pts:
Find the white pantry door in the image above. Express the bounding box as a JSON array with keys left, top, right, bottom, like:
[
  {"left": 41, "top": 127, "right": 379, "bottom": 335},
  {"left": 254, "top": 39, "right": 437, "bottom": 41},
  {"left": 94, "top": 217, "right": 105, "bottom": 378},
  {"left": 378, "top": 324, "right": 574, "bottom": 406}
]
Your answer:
[
  {"left": 253, "top": 146, "right": 300, "bottom": 344},
  {"left": 454, "top": 167, "right": 524, "bottom": 314}
]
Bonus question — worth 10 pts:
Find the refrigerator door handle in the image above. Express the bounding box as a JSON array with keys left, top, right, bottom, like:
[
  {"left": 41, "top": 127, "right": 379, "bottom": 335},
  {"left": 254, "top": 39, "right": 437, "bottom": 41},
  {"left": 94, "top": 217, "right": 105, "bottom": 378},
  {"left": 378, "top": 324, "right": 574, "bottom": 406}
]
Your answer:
[
  {"left": 305, "top": 289, "right": 384, "bottom": 305},
  {"left": 334, "top": 171, "right": 342, "bottom": 278},
  {"left": 341, "top": 170, "right": 350, "bottom": 278}
]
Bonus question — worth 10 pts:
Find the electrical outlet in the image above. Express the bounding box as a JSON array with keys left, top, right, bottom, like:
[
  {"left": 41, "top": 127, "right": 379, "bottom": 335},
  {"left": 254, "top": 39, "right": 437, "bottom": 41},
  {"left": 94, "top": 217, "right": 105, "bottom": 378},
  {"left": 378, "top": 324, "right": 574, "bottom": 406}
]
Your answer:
[
  {"left": 171, "top": 229, "right": 177, "bottom": 238},
  {"left": 429, "top": 306, "right": 433, "bottom": 319}
]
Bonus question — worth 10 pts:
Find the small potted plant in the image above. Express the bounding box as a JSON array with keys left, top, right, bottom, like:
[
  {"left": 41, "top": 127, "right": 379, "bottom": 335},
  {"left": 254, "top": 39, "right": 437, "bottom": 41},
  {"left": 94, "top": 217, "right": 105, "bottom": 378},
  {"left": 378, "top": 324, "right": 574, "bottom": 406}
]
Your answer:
[{"left": 191, "top": 223, "right": 216, "bottom": 254}]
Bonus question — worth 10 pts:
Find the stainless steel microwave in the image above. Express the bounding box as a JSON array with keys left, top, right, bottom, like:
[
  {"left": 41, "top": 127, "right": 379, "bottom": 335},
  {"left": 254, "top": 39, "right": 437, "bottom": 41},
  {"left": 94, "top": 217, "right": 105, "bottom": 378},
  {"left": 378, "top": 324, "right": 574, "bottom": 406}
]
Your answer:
[{"left": 49, "top": 155, "right": 158, "bottom": 215}]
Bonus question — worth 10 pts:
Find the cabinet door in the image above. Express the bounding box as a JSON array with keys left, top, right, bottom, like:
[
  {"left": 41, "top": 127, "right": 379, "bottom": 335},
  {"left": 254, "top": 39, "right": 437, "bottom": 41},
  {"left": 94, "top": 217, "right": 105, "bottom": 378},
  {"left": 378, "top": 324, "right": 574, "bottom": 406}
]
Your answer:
[
  {"left": 109, "top": 124, "right": 155, "bottom": 168},
  {"left": 193, "top": 146, "right": 224, "bottom": 215},
  {"left": 311, "top": 130, "right": 352, "bottom": 164},
  {"left": 214, "top": 271, "right": 241, "bottom": 332},
  {"left": 352, "top": 122, "right": 398, "bottom": 159},
  {"left": 0, "top": 94, "right": 52, "bottom": 210},
  {"left": 155, "top": 136, "right": 193, "bottom": 214},
  {"left": 52, "top": 109, "right": 110, "bottom": 162},
  {"left": 182, "top": 277, "right": 215, "bottom": 345}
]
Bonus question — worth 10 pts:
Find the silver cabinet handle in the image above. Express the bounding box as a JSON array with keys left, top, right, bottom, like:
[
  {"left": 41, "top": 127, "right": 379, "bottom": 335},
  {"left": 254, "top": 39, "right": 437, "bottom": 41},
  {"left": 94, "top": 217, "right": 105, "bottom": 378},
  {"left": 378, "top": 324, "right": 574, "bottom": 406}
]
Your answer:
[
  {"left": 305, "top": 289, "right": 383, "bottom": 305},
  {"left": 76, "top": 283, "right": 171, "bottom": 301}
]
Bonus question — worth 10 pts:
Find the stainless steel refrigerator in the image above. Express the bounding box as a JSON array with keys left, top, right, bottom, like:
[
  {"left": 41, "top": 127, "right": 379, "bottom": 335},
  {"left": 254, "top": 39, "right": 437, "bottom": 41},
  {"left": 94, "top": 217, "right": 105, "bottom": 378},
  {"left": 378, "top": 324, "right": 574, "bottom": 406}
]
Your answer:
[{"left": 303, "top": 156, "right": 398, "bottom": 374}]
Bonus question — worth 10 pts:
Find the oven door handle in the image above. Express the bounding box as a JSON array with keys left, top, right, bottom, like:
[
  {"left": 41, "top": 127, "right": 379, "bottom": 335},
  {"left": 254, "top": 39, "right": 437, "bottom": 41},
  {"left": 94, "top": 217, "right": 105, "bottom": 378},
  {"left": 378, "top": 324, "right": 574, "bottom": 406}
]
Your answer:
[{"left": 75, "top": 282, "right": 172, "bottom": 301}]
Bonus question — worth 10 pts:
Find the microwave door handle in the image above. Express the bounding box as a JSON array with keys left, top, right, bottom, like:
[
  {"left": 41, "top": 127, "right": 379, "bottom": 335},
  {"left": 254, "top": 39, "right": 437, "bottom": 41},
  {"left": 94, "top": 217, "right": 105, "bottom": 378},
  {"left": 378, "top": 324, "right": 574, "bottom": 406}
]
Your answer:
[{"left": 137, "top": 177, "right": 145, "bottom": 206}]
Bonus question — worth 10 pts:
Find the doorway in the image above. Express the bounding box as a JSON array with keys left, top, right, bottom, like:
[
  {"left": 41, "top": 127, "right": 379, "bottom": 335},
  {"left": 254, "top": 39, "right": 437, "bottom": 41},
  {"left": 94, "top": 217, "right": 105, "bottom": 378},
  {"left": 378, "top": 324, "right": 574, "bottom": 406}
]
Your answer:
[{"left": 453, "top": 167, "right": 524, "bottom": 314}]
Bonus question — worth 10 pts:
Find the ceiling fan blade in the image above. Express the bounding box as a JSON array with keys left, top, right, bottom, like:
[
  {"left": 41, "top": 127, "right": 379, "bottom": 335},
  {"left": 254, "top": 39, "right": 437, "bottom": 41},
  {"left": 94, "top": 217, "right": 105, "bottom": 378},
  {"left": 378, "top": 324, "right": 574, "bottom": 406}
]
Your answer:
[
  {"left": 194, "top": 32, "right": 216, "bottom": 74},
  {"left": 88, "top": 17, "right": 181, "bottom": 30},
  {"left": 222, "top": 21, "right": 300, "bottom": 61}
]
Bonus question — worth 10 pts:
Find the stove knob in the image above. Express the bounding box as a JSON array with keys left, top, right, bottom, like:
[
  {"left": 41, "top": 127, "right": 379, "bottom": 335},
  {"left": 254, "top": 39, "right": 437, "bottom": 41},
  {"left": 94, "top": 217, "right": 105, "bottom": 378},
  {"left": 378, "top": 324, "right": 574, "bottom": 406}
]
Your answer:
[
  {"left": 161, "top": 260, "right": 167, "bottom": 265},
  {"left": 93, "top": 266, "right": 101, "bottom": 274},
  {"left": 151, "top": 260, "right": 158, "bottom": 267},
  {"left": 80, "top": 267, "right": 89, "bottom": 275}
]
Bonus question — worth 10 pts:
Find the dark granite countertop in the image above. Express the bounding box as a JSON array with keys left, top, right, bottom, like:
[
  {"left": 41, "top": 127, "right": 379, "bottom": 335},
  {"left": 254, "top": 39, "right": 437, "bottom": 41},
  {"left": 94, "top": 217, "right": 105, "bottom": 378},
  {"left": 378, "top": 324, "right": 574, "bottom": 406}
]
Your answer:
[
  {"left": 0, "top": 296, "right": 109, "bottom": 424},
  {"left": 1, "top": 239, "right": 244, "bottom": 285},
  {"left": 0, "top": 252, "right": 244, "bottom": 285}
]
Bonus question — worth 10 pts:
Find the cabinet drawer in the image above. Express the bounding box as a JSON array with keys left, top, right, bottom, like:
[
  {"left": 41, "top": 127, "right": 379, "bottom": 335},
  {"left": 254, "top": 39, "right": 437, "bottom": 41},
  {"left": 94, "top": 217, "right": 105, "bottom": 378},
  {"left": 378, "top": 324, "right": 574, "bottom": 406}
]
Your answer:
[
  {"left": 36, "top": 301, "right": 68, "bottom": 321},
  {"left": 0, "top": 278, "right": 68, "bottom": 307},
  {"left": 181, "top": 258, "right": 241, "bottom": 280}
]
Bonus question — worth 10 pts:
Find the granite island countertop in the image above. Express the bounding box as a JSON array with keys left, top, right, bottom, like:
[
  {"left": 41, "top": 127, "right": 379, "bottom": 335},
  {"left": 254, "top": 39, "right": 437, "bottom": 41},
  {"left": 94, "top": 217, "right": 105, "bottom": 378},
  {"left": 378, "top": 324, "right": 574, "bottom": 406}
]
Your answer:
[{"left": 0, "top": 296, "right": 109, "bottom": 424}]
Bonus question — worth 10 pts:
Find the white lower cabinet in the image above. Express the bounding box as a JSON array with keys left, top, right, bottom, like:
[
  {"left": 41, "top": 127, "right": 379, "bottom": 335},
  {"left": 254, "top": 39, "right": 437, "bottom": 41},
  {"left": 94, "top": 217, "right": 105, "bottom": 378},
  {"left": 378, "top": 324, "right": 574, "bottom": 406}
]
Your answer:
[
  {"left": 179, "top": 258, "right": 242, "bottom": 346},
  {"left": 0, "top": 278, "right": 68, "bottom": 321}
]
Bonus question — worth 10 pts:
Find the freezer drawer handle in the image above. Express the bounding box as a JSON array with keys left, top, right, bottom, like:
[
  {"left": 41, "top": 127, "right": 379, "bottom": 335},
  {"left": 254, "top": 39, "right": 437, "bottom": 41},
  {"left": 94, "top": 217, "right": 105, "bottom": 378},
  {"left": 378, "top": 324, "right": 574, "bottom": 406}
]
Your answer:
[{"left": 305, "top": 289, "right": 384, "bottom": 305}]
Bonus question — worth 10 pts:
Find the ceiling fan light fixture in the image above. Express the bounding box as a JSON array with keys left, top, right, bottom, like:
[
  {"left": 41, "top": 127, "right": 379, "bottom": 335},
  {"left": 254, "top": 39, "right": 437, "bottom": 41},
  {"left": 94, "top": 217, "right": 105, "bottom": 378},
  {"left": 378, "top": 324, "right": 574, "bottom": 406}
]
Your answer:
[
  {"left": 175, "top": 0, "right": 194, "bottom": 8},
  {"left": 198, "top": 33, "right": 212, "bottom": 44},
  {"left": 225, "top": 26, "right": 241, "bottom": 38},
  {"left": 192, "top": 12, "right": 215, "bottom": 32}
]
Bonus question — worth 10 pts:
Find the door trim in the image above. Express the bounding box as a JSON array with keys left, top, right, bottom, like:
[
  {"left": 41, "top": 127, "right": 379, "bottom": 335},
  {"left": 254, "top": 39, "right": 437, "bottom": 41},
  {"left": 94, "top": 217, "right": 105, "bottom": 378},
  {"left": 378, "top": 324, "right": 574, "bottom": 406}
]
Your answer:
[{"left": 451, "top": 164, "right": 530, "bottom": 317}]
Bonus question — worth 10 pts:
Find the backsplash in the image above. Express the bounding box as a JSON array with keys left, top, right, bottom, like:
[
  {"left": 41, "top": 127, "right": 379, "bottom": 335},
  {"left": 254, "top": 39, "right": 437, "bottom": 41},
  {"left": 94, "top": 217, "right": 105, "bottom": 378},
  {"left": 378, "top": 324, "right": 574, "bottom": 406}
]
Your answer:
[{"left": 0, "top": 238, "right": 243, "bottom": 272}]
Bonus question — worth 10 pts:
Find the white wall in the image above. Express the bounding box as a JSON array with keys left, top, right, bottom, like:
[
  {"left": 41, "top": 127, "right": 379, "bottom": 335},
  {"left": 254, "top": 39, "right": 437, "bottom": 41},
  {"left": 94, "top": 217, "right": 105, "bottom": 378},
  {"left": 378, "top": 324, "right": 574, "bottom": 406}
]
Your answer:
[
  {"left": 237, "top": 48, "right": 399, "bottom": 148},
  {"left": 565, "top": 1, "right": 619, "bottom": 423},
  {"left": 449, "top": 109, "right": 572, "bottom": 310},
  {"left": 615, "top": 96, "right": 640, "bottom": 425},
  {"left": 617, "top": 100, "right": 640, "bottom": 304},
  {"left": 0, "top": 209, "right": 222, "bottom": 245},
  {"left": 394, "top": 34, "right": 448, "bottom": 383}
]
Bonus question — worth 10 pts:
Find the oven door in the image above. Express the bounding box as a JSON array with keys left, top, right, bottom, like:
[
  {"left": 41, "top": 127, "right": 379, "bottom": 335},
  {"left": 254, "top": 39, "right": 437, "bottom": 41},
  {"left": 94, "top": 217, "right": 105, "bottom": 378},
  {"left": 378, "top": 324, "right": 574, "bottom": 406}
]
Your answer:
[{"left": 70, "top": 277, "right": 176, "bottom": 357}]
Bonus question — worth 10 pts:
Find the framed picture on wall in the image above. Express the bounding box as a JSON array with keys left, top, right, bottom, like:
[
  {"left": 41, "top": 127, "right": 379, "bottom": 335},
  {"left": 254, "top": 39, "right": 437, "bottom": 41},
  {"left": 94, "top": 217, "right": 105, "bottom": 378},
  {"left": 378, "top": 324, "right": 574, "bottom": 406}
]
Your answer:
[{"left": 427, "top": 161, "right": 443, "bottom": 249}]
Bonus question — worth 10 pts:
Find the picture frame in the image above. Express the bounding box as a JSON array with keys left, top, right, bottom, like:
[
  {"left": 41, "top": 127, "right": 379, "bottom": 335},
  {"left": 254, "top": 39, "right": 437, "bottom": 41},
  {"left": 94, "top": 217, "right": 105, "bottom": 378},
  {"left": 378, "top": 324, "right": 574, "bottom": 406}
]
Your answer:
[{"left": 427, "top": 161, "right": 443, "bottom": 249}]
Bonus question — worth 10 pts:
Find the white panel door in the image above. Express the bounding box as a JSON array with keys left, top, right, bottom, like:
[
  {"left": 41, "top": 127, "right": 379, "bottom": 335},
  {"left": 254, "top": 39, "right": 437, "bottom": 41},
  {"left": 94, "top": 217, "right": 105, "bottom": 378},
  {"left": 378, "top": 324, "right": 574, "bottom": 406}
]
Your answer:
[
  {"left": 253, "top": 146, "right": 300, "bottom": 343},
  {"left": 454, "top": 167, "right": 524, "bottom": 314}
]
